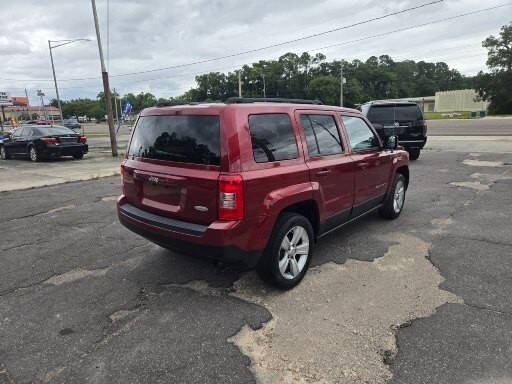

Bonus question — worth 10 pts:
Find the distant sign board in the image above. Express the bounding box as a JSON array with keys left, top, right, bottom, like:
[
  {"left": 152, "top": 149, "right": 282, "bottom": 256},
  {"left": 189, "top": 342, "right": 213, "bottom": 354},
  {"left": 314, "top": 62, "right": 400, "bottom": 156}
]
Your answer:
[{"left": 0, "top": 92, "right": 13, "bottom": 106}]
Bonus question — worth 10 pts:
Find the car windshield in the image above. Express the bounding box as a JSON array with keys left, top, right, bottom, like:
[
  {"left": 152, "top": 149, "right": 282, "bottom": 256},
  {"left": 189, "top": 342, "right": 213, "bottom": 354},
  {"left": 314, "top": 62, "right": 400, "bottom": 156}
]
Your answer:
[{"left": 32, "top": 127, "right": 76, "bottom": 136}]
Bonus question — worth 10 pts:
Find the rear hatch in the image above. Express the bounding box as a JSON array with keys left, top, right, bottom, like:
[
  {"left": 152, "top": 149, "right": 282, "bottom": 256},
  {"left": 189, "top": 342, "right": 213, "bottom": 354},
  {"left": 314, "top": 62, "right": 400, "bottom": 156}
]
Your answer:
[
  {"left": 368, "top": 104, "right": 426, "bottom": 140},
  {"left": 122, "top": 114, "right": 221, "bottom": 225}
]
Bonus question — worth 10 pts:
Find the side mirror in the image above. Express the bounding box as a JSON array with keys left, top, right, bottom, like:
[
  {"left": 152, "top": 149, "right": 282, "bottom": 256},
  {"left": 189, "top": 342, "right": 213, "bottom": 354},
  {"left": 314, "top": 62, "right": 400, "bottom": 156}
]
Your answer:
[{"left": 385, "top": 135, "right": 398, "bottom": 150}]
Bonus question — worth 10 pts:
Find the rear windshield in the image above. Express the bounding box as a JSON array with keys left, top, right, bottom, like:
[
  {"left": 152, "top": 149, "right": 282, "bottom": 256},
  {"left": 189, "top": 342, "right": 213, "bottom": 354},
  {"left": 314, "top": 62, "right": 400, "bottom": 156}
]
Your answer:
[
  {"left": 369, "top": 105, "right": 423, "bottom": 123},
  {"left": 128, "top": 115, "right": 221, "bottom": 166},
  {"left": 32, "top": 127, "right": 76, "bottom": 136}
]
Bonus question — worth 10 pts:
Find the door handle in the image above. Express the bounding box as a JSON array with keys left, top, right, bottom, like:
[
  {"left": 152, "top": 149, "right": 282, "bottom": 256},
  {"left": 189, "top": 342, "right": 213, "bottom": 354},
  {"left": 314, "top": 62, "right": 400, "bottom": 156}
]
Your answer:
[
  {"left": 316, "top": 169, "right": 331, "bottom": 176},
  {"left": 358, "top": 162, "right": 369, "bottom": 169}
]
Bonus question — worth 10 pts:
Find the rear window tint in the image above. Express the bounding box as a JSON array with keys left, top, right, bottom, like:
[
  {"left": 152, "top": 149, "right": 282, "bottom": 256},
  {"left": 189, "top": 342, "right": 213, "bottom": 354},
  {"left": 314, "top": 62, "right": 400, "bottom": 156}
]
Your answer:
[
  {"left": 368, "top": 106, "right": 394, "bottom": 123},
  {"left": 395, "top": 105, "right": 423, "bottom": 121},
  {"left": 369, "top": 105, "right": 423, "bottom": 123},
  {"left": 32, "top": 127, "right": 76, "bottom": 136},
  {"left": 249, "top": 114, "right": 298, "bottom": 163},
  {"left": 128, "top": 115, "right": 220, "bottom": 165}
]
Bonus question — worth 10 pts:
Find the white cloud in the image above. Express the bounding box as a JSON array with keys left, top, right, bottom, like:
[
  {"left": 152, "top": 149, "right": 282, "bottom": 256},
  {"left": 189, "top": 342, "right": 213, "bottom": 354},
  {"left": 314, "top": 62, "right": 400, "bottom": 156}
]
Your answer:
[{"left": 1, "top": 0, "right": 510, "bottom": 102}]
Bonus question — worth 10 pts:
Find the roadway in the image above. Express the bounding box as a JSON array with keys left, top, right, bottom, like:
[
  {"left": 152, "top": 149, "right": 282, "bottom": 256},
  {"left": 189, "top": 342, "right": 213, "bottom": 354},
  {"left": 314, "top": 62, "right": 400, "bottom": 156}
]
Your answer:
[{"left": 2, "top": 141, "right": 512, "bottom": 383}]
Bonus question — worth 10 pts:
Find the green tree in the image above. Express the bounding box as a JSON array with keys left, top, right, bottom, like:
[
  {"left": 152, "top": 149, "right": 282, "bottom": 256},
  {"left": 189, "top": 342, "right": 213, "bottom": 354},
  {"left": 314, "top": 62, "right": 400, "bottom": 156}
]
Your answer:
[
  {"left": 475, "top": 23, "right": 512, "bottom": 114},
  {"left": 176, "top": 51, "right": 474, "bottom": 107},
  {"left": 308, "top": 76, "right": 339, "bottom": 106}
]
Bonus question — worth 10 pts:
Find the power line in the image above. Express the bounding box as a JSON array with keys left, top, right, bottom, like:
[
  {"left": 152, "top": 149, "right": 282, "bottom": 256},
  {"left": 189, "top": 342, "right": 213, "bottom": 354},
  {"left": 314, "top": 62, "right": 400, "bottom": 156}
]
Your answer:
[
  {"left": 4, "top": 2, "right": 508, "bottom": 92},
  {"left": 309, "top": 3, "right": 512, "bottom": 53},
  {"left": 0, "top": 0, "right": 443, "bottom": 83}
]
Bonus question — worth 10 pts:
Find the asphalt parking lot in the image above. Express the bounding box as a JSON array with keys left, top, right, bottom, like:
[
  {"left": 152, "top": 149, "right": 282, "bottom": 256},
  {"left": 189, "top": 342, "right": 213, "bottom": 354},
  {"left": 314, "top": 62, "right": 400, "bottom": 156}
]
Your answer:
[{"left": 1, "top": 137, "right": 512, "bottom": 383}]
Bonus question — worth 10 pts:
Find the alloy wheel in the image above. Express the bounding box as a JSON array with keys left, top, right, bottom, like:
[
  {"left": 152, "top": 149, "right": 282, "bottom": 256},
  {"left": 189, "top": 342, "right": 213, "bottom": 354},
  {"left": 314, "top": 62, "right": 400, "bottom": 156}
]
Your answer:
[
  {"left": 393, "top": 180, "right": 405, "bottom": 213},
  {"left": 30, "top": 147, "right": 37, "bottom": 162},
  {"left": 278, "top": 225, "right": 310, "bottom": 280}
]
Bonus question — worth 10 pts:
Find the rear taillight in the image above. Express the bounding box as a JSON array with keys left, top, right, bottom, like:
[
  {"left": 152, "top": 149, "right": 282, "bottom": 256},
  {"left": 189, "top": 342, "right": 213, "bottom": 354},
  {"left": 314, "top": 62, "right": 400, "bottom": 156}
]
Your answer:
[
  {"left": 423, "top": 121, "right": 428, "bottom": 136},
  {"left": 79, "top": 136, "right": 87, "bottom": 144},
  {"left": 218, "top": 174, "right": 244, "bottom": 221},
  {"left": 41, "top": 137, "right": 58, "bottom": 145}
]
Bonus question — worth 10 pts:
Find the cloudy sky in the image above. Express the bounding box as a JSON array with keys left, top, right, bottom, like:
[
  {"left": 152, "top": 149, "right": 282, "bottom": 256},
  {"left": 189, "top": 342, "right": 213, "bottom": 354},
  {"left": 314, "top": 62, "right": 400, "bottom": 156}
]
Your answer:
[{"left": 2, "top": 0, "right": 510, "bottom": 103}]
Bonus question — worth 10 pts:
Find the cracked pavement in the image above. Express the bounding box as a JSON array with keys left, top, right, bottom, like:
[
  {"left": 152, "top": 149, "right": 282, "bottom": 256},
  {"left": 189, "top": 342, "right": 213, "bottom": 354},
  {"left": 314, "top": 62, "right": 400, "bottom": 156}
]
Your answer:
[{"left": 1, "top": 146, "right": 512, "bottom": 383}]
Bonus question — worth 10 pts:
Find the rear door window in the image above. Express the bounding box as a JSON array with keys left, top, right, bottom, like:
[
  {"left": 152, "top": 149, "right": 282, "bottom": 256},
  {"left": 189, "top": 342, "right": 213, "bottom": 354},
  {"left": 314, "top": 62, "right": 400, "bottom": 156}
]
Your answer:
[
  {"left": 300, "top": 114, "right": 343, "bottom": 156},
  {"left": 249, "top": 114, "right": 298, "bottom": 163},
  {"left": 128, "top": 115, "right": 220, "bottom": 165}
]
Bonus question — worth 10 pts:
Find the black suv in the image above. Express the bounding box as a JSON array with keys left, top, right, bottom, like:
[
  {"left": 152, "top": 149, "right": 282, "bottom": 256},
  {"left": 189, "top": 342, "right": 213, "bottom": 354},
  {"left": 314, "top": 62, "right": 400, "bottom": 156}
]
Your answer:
[{"left": 361, "top": 101, "right": 427, "bottom": 160}]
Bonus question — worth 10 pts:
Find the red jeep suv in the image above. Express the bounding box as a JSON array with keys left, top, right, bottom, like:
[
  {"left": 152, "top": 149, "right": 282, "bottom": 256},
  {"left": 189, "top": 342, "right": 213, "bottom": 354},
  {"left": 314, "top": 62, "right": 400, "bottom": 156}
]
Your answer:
[{"left": 118, "top": 98, "right": 409, "bottom": 289}]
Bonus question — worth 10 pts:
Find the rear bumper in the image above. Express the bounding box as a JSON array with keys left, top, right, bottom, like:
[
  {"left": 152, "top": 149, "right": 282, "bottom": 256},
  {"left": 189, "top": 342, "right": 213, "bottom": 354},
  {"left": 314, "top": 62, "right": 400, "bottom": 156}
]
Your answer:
[
  {"left": 398, "top": 137, "right": 427, "bottom": 149},
  {"left": 42, "top": 143, "right": 88, "bottom": 157},
  {"left": 117, "top": 198, "right": 261, "bottom": 267}
]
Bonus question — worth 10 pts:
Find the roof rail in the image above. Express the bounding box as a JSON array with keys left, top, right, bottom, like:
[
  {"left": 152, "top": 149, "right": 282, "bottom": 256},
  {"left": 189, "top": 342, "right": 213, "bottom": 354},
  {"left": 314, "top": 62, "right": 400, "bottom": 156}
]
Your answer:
[{"left": 225, "top": 97, "right": 323, "bottom": 105}]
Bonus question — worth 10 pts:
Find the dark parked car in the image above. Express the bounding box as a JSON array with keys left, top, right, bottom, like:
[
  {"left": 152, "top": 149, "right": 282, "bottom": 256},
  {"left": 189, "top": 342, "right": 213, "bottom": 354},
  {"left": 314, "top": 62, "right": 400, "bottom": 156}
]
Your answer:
[
  {"left": 63, "top": 118, "right": 81, "bottom": 131},
  {"left": 117, "top": 98, "right": 409, "bottom": 289},
  {"left": 361, "top": 101, "right": 427, "bottom": 160},
  {"left": 0, "top": 125, "right": 88, "bottom": 161}
]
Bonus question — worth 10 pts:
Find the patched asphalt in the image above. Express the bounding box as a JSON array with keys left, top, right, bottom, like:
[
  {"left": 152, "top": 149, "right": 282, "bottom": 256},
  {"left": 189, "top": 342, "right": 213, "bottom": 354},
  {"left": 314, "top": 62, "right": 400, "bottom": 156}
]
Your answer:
[{"left": 1, "top": 148, "right": 512, "bottom": 383}]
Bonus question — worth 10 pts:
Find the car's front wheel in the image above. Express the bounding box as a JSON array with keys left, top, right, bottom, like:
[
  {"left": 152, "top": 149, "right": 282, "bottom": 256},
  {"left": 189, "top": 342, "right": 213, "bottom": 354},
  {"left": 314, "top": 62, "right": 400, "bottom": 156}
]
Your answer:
[
  {"left": 29, "top": 146, "right": 40, "bottom": 162},
  {"left": 257, "top": 212, "right": 314, "bottom": 290},
  {"left": 0, "top": 146, "right": 10, "bottom": 160},
  {"left": 379, "top": 173, "right": 406, "bottom": 219}
]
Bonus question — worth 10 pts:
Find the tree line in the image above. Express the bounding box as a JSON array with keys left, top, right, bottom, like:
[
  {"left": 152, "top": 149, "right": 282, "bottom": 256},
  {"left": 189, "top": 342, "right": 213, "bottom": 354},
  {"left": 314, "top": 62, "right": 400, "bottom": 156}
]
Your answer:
[{"left": 53, "top": 23, "right": 512, "bottom": 117}]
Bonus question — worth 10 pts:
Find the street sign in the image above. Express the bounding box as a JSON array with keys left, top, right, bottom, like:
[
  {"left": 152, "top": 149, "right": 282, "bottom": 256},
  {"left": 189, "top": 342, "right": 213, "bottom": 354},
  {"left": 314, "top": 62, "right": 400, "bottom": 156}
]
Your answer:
[{"left": 0, "top": 91, "right": 13, "bottom": 106}]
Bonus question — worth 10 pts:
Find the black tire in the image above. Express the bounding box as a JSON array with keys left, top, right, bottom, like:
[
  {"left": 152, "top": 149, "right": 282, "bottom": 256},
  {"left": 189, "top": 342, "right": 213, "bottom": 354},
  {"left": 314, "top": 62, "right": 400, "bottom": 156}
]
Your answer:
[
  {"left": 379, "top": 173, "right": 407, "bottom": 220},
  {"left": 29, "top": 145, "right": 40, "bottom": 162},
  {"left": 407, "top": 148, "right": 420, "bottom": 161},
  {"left": 73, "top": 152, "right": 84, "bottom": 160},
  {"left": 257, "top": 212, "right": 314, "bottom": 290},
  {"left": 0, "top": 145, "right": 10, "bottom": 160}
]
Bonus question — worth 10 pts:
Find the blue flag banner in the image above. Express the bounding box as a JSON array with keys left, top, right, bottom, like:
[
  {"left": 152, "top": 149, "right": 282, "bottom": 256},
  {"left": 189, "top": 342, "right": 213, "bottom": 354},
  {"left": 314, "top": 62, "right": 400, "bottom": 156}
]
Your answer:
[{"left": 117, "top": 101, "right": 132, "bottom": 134}]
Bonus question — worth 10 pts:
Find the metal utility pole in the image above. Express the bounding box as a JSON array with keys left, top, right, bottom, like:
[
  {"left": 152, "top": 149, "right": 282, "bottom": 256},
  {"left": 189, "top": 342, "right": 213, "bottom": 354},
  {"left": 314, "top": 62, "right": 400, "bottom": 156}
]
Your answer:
[
  {"left": 262, "top": 74, "right": 266, "bottom": 98},
  {"left": 48, "top": 39, "right": 91, "bottom": 123},
  {"left": 113, "top": 88, "right": 119, "bottom": 124},
  {"left": 24, "top": 88, "right": 30, "bottom": 121},
  {"left": 91, "top": 0, "right": 118, "bottom": 157},
  {"left": 238, "top": 71, "right": 242, "bottom": 97},
  {"left": 48, "top": 40, "right": 64, "bottom": 122},
  {"left": 340, "top": 64, "right": 344, "bottom": 107}
]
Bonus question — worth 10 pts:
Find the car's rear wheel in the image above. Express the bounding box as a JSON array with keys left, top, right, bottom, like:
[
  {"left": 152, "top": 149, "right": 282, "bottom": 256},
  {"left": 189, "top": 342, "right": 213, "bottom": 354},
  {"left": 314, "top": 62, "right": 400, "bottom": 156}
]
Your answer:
[
  {"left": 0, "top": 146, "right": 10, "bottom": 160},
  {"left": 379, "top": 173, "right": 406, "bottom": 219},
  {"left": 257, "top": 212, "right": 313, "bottom": 290},
  {"left": 29, "top": 146, "right": 40, "bottom": 162},
  {"left": 73, "top": 152, "right": 84, "bottom": 160},
  {"left": 407, "top": 148, "right": 421, "bottom": 160}
]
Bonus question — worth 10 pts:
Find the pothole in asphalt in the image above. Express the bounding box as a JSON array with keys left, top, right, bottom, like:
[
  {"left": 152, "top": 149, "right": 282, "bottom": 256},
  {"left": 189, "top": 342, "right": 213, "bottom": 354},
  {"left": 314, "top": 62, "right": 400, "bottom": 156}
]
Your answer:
[
  {"left": 449, "top": 181, "right": 490, "bottom": 191},
  {"left": 449, "top": 171, "right": 511, "bottom": 191},
  {"left": 229, "top": 233, "right": 461, "bottom": 384},
  {"left": 100, "top": 196, "right": 118, "bottom": 202},
  {"left": 44, "top": 204, "right": 76, "bottom": 216},
  {"left": 44, "top": 267, "right": 109, "bottom": 286},
  {"left": 430, "top": 217, "right": 455, "bottom": 235},
  {"left": 463, "top": 159, "right": 504, "bottom": 167}
]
